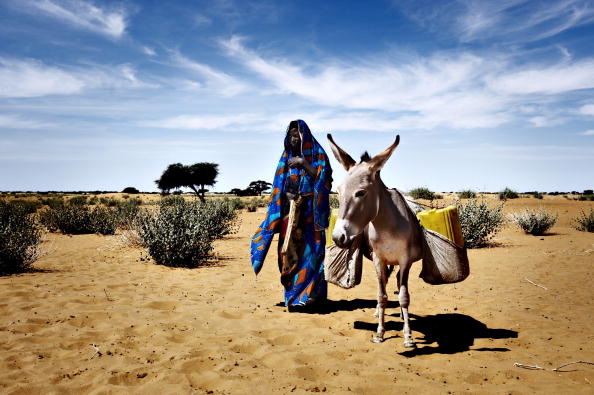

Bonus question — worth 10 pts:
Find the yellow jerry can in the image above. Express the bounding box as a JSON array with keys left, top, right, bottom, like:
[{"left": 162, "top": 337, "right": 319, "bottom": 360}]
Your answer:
[
  {"left": 417, "top": 205, "right": 464, "bottom": 248},
  {"left": 326, "top": 208, "right": 339, "bottom": 246}
]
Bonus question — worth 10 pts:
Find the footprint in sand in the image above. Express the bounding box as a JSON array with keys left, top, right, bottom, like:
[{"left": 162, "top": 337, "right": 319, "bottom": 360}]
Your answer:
[
  {"left": 107, "top": 371, "right": 151, "bottom": 386},
  {"left": 144, "top": 301, "right": 177, "bottom": 311},
  {"left": 217, "top": 311, "right": 243, "bottom": 319},
  {"left": 267, "top": 334, "right": 296, "bottom": 346}
]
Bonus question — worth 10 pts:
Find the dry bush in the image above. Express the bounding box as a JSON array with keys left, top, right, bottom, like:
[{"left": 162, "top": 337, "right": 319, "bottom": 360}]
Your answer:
[
  {"left": 0, "top": 201, "right": 41, "bottom": 274},
  {"left": 456, "top": 199, "right": 505, "bottom": 248},
  {"left": 39, "top": 205, "right": 119, "bottom": 235},
  {"left": 510, "top": 208, "right": 557, "bottom": 235},
  {"left": 573, "top": 208, "right": 594, "bottom": 232},
  {"left": 136, "top": 198, "right": 238, "bottom": 268}
]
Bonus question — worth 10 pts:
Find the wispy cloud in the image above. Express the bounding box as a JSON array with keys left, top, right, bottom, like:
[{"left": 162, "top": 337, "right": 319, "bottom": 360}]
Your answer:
[
  {"left": 580, "top": 129, "right": 594, "bottom": 135},
  {"left": 142, "top": 46, "right": 156, "bottom": 56},
  {"left": 0, "top": 57, "right": 153, "bottom": 98},
  {"left": 579, "top": 103, "right": 594, "bottom": 115},
  {"left": 18, "top": 0, "right": 128, "bottom": 39},
  {"left": 145, "top": 113, "right": 265, "bottom": 130},
  {"left": 169, "top": 50, "right": 249, "bottom": 96},
  {"left": 219, "top": 36, "right": 594, "bottom": 130},
  {"left": 220, "top": 36, "right": 504, "bottom": 128},
  {"left": 193, "top": 14, "right": 212, "bottom": 26},
  {"left": 0, "top": 58, "right": 84, "bottom": 97},
  {"left": 0, "top": 114, "right": 55, "bottom": 129},
  {"left": 399, "top": 0, "right": 594, "bottom": 43},
  {"left": 487, "top": 59, "right": 594, "bottom": 95}
]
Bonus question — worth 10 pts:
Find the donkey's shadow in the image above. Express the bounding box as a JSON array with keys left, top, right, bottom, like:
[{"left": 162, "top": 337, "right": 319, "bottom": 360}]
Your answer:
[{"left": 353, "top": 310, "right": 518, "bottom": 356}]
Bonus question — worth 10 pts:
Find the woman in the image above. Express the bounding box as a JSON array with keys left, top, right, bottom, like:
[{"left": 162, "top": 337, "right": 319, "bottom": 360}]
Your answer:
[{"left": 251, "top": 120, "right": 332, "bottom": 308}]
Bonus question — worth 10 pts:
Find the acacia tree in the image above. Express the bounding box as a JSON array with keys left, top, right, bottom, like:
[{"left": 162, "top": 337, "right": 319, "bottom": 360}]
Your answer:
[
  {"left": 247, "top": 180, "right": 272, "bottom": 195},
  {"left": 155, "top": 162, "right": 219, "bottom": 202},
  {"left": 187, "top": 162, "right": 219, "bottom": 202},
  {"left": 155, "top": 163, "right": 188, "bottom": 194}
]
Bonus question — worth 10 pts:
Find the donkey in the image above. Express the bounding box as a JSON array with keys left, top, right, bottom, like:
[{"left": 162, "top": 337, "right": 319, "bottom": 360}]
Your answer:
[{"left": 327, "top": 134, "right": 424, "bottom": 348}]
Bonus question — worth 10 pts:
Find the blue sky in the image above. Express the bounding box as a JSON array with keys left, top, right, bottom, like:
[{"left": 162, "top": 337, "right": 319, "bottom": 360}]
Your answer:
[{"left": 1, "top": 0, "right": 593, "bottom": 193}]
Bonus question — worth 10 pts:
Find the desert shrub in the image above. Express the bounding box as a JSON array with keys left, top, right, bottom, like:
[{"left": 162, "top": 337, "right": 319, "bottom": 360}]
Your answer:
[
  {"left": 573, "top": 208, "right": 594, "bottom": 232},
  {"left": 6, "top": 199, "right": 42, "bottom": 214},
  {"left": 99, "top": 197, "right": 119, "bottom": 207},
  {"left": 41, "top": 197, "right": 64, "bottom": 209},
  {"left": 90, "top": 206, "right": 120, "bottom": 235},
  {"left": 246, "top": 198, "right": 260, "bottom": 212},
  {"left": 510, "top": 209, "right": 557, "bottom": 235},
  {"left": 115, "top": 198, "right": 142, "bottom": 229},
  {"left": 68, "top": 195, "right": 87, "bottom": 206},
  {"left": 458, "top": 190, "right": 476, "bottom": 199},
  {"left": 226, "top": 197, "right": 245, "bottom": 210},
  {"left": 532, "top": 192, "right": 543, "bottom": 199},
  {"left": 88, "top": 196, "right": 98, "bottom": 205},
  {"left": 159, "top": 195, "right": 186, "bottom": 206},
  {"left": 456, "top": 199, "right": 505, "bottom": 248},
  {"left": 499, "top": 188, "right": 519, "bottom": 200},
  {"left": 329, "top": 194, "right": 339, "bottom": 209},
  {"left": 409, "top": 187, "right": 437, "bottom": 200},
  {"left": 39, "top": 205, "right": 119, "bottom": 235},
  {"left": 0, "top": 201, "right": 41, "bottom": 274},
  {"left": 220, "top": 197, "right": 245, "bottom": 211},
  {"left": 136, "top": 198, "right": 238, "bottom": 267}
]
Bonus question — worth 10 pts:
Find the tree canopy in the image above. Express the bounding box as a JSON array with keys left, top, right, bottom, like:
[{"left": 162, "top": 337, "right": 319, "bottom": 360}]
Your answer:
[
  {"left": 230, "top": 180, "right": 272, "bottom": 196},
  {"left": 155, "top": 162, "right": 219, "bottom": 202}
]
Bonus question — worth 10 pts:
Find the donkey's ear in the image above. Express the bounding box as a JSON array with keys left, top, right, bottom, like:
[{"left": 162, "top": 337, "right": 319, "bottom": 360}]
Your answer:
[
  {"left": 327, "top": 133, "right": 356, "bottom": 171},
  {"left": 369, "top": 135, "right": 400, "bottom": 172}
]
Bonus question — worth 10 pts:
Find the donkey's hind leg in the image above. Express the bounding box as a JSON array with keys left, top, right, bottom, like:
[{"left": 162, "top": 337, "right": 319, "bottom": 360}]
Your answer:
[
  {"left": 375, "top": 265, "right": 394, "bottom": 318},
  {"left": 372, "top": 260, "right": 388, "bottom": 343},
  {"left": 399, "top": 263, "right": 416, "bottom": 348},
  {"left": 394, "top": 267, "right": 401, "bottom": 295}
]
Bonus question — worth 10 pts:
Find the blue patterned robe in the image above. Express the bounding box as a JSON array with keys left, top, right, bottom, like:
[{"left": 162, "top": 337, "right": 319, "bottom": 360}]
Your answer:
[{"left": 251, "top": 120, "right": 332, "bottom": 306}]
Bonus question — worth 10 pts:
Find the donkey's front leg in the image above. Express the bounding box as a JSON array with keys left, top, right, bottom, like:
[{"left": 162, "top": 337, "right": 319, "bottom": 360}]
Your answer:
[
  {"left": 398, "top": 263, "right": 415, "bottom": 348},
  {"left": 372, "top": 259, "right": 388, "bottom": 343}
]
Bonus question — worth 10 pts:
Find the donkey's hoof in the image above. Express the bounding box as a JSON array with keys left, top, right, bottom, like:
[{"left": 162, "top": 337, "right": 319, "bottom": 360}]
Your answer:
[
  {"left": 403, "top": 340, "right": 416, "bottom": 348},
  {"left": 371, "top": 334, "right": 384, "bottom": 343}
]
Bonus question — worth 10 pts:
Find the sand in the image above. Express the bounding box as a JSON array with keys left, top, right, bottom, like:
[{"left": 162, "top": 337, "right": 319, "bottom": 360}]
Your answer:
[{"left": 1, "top": 197, "right": 593, "bottom": 394}]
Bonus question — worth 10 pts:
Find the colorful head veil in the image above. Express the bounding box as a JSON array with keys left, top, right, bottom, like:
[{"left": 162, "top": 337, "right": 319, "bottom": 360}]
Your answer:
[{"left": 250, "top": 120, "right": 332, "bottom": 275}]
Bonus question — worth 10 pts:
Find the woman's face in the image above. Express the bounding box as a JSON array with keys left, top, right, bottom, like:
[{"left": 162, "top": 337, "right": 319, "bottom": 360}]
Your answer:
[{"left": 288, "top": 128, "right": 301, "bottom": 152}]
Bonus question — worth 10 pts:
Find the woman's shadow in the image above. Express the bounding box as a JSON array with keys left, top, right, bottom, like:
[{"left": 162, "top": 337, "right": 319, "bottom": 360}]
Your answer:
[{"left": 281, "top": 298, "right": 518, "bottom": 357}]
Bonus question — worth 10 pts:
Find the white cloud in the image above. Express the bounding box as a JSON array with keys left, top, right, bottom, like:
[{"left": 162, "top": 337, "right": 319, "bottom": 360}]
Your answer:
[
  {"left": 0, "top": 58, "right": 84, "bottom": 97},
  {"left": 488, "top": 59, "right": 594, "bottom": 95},
  {"left": 218, "top": 36, "right": 594, "bottom": 130},
  {"left": 193, "top": 14, "right": 212, "bottom": 26},
  {"left": 580, "top": 130, "right": 594, "bottom": 135},
  {"left": 398, "top": 0, "right": 594, "bottom": 44},
  {"left": 0, "top": 114, "right": 55, "bottom": 129},
  {"left": 169, "top": 51, "right": 249, "bottom": 96},
  {"left": 0, "top": 57, "right": 153, "bottom": 98},
  {"left": 21, "top": 0, "right": 128, "bottom": 38},
  {"left": 579, "top": 104, "right": 594, "bottom": 115},
  {"left": 220, "top": 36, "right": 511, "bottom": 129},
  {"left": 145, "top": 113, "right": 272, "bottom": 131},
  {"left": 143, "top": 46, "right": 156, "bottom": 56}
]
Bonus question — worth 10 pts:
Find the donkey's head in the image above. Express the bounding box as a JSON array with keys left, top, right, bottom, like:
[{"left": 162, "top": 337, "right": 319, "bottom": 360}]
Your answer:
[{"left": 327, "top": 134, "right": 400, "bottom": 248}]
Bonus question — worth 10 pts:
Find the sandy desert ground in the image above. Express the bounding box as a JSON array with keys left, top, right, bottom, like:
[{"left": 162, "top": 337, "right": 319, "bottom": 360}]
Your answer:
[{"left": 1, "top": 196, "right": 593, "bottom": 394}]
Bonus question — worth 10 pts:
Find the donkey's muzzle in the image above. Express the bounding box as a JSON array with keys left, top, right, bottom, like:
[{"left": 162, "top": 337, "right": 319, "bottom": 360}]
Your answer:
[{"left": 332, "top": 219, "right": 356, "bottom": 249}]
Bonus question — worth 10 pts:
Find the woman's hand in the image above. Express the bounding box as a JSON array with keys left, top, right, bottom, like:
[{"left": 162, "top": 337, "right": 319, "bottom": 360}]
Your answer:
[
  {"left": 288, "top": 157, "right": 316, "bottom": 178},
  {"left": 287, "top": 157, "right": 304, "bottom": 168}
]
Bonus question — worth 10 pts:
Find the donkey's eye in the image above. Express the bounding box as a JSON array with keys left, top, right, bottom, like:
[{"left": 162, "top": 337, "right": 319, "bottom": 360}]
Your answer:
[{"left": 354, "top": 190, "right": 367, "bottom": 198}]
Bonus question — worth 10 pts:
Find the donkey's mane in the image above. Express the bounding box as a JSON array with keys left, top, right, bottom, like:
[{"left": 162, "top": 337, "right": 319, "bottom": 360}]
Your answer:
[{"left": 360, "top": 152, "right": 371, "bottom": 162}]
